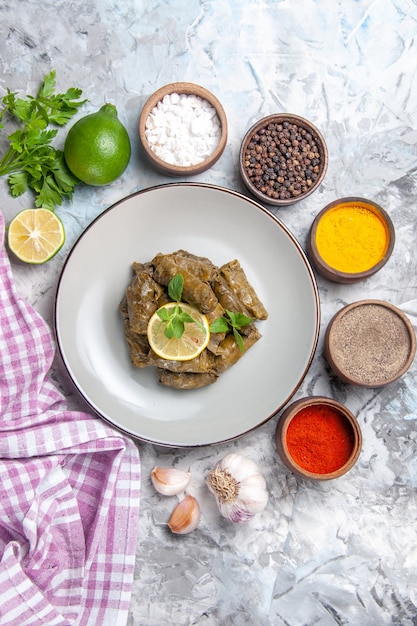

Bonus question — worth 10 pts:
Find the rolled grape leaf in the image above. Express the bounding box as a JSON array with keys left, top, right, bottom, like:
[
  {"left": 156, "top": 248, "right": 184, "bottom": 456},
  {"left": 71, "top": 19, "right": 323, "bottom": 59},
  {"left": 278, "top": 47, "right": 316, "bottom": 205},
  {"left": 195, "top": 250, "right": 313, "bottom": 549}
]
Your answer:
[
  {"left": 214, "top": 326, "right": 262, "bottom": 374},
  {"left": 119, "top": 297, "right": 151, "bottom": 368},
  {"left": 157, "top": 369, "right": 219, "bottom": 389},
  {"left": 125, "top": 262, "right": 164, "bottom": 334},
  {"left": 220, "top": 259, "right": 268, "bottom": 320},
  {"left": 147, "top": 349, "right": 216, "bottom": 374},
  {"left": 152, "top": 254, "right": 218, "bottom": 314}
]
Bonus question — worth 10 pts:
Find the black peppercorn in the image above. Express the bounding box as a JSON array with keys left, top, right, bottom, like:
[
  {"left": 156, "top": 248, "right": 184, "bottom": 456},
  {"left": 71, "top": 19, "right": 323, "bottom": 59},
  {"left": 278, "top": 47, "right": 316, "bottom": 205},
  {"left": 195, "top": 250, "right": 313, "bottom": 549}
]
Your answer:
[{"left": 242, "top": 118, "right": 324, "bottom": 202}]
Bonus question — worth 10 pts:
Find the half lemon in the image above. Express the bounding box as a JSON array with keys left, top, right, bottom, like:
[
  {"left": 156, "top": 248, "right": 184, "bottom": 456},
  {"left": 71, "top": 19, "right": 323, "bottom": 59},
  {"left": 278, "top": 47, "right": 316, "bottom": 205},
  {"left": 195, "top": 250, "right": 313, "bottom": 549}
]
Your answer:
[
  {"left": 147, "top": 302, "right": 210, "bottom": 361},
  {"left": 7, "top": 208, "right": 65, "bottom": 264}
]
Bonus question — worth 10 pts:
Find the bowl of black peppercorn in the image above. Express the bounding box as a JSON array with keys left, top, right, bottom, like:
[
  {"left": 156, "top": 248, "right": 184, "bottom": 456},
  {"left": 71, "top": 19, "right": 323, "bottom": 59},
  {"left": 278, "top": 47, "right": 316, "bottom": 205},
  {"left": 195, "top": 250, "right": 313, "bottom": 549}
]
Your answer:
[{"left": 239, "top": 113, "right": 328, "bottom": 206}]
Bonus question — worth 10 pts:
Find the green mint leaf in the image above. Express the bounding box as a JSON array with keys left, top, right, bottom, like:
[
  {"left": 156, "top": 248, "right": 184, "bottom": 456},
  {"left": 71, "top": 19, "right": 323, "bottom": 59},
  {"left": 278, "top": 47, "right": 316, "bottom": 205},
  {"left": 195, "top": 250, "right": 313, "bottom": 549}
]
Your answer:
[
  {"left": 164, "top": 321, "right": 175, "bottom": 339},
  {"left": 209, "top": 317, "right": 229, "bottom": 333},
  {"left": 168, "top": 274, "right": 184, "bottom": 302},
  {"left": 179, "top": 310, "right": 207, "bottom": 334},
  {"left": 171, "top": 316, "right": 185, "bottom": 339},
  {"left": 156, "top": 299, "right": 207, "bottom": 342},
  {"left": 157, "top": 308, "right": 171, "bottom": 323},
  {"left": 178, "top": 311, "right": 196, "bottom": 324},
  {"left": 209, "top": 309, "right": 254, "bottom": 350},
  {"left": 226, "top": 310, "right": 253, "bottom": 328},
  {"left": 233, "top": 327, "right": 245, "bottom": 352}
]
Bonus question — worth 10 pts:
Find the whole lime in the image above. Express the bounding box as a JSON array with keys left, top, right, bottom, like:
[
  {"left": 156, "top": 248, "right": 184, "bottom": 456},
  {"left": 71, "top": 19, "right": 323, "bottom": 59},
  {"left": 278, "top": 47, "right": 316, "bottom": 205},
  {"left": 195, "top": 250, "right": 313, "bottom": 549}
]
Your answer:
[{"left": 64, "top": 103, "right": 131, "bottom": 186}]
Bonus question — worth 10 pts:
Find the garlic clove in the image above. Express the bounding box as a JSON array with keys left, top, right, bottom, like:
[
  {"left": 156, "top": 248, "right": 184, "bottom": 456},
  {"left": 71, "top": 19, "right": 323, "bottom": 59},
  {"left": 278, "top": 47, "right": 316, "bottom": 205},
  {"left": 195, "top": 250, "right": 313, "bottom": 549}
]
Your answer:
[
  {"left": 167, "top": 494, "right": 200, "bottom": 534},
  {"left": 238, "top": 482, "right": 269, "bottom": 514},
  {"left": 219, "top": 453, "right": 260, "bottom": 481},
  {"left": 151, "top": 466, "right": 191, "bottom": 496}
]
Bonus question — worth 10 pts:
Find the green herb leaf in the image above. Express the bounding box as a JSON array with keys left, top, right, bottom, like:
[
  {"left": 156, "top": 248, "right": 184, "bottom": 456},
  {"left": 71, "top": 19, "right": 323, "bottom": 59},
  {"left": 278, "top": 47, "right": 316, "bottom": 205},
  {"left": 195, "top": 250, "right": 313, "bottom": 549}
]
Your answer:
[
  {"left": 157, "top": 307, "right": 172, "bottom": 323},
  {"left": 233, "top": 327, "right": 245, "bottom": 352},
  {"left": 168, "top": 273, "right": 184, "bottom": 302},
  {"left": 171, "top": 315, "right": 185, "bottom": 339},
  {"left": 225, "top": 310, "right": 254, "bottom": 328},
  {"left": 35, "top": 174, "right": 64, "bottom": 210},
  {"left": 209, "top": 317, "right": 229, "bottom": 333},
  {"left": 156, "top": 278, "right": 208, "bottom": 341},
  {"left": 8, "top": 172, "right": 28, "bottom": 197},
  {"left": 0, "top": 71, "right": 86, "bottom": 211},
  {"left": 179, "top": 310, "right": 198, "bottom": 324},
  {"left": 209, "top": 309, "right": 254, "bottom": 352}
]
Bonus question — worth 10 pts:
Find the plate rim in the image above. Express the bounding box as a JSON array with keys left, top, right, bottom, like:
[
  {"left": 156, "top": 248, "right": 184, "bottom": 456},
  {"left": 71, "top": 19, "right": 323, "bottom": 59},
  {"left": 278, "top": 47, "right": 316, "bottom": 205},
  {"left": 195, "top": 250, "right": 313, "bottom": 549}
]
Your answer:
[{"left": 54, "top": 182, "right": 320, "bottom": 447}]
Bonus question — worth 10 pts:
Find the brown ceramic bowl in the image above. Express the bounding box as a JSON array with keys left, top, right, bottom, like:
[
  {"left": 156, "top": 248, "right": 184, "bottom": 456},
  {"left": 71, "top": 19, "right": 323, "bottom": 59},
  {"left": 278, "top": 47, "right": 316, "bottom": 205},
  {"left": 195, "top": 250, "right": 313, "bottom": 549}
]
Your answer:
[
  {"left": 275, "top": 396, "right": 362, "bottom": 481},
  {"left": 138, "top": 82, "right": 228, "bottom": 176},
  {"left": 324, "top": 299, "right": 416, "bottom": 388},
  {"left": 239, "top": 113, "right": 328, "bottom": 207},
  {"left": 307, "top": 197, "right": 395, "bottom": 283}
]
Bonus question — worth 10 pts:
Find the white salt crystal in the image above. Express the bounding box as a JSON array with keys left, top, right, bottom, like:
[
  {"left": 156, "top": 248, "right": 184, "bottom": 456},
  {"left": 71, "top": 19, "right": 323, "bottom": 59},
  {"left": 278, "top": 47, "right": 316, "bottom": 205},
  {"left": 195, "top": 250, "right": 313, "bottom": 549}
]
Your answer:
[{"left": 145, "top": 92, "right": 222, "bottom": 166}]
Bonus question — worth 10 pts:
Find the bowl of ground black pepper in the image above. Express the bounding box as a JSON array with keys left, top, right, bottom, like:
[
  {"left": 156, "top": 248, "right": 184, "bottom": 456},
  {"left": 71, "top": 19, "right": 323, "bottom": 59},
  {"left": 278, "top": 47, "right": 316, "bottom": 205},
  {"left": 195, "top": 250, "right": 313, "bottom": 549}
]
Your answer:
[
  {"left": 307, "top": 197, "right": 395, "bottom": 283},
  {"left": 239, "top": 113, "right": 328, "bottom": 206},
  {"left": 275, "top": 396, "right": 362, "bottom": 480},
  {"left": 325, "top": 300, "right": 416, "bottom": 387},
  {"left": 139, "top": 82, "right": 228, "bottom": 176}
]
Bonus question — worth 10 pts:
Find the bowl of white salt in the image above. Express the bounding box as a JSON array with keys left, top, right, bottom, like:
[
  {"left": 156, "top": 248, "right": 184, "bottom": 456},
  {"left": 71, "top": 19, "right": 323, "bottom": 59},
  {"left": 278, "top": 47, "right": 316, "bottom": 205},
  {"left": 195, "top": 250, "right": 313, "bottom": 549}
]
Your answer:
[{"left": 139, "top": 82, "right": 228, "bottom": 176}]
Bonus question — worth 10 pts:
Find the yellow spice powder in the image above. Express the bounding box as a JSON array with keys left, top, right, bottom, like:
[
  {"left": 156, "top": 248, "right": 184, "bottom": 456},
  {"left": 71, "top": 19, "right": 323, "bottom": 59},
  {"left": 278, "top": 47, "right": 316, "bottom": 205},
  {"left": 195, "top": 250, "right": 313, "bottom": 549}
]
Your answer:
[{"left": 315, "top": 203, "right": 389, "bottom": 273}]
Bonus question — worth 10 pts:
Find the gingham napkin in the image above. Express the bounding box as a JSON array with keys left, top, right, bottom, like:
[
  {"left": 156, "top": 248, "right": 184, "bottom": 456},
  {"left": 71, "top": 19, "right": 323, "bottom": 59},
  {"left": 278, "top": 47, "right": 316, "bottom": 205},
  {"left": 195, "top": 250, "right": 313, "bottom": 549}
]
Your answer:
[{"left": 0, "top": 211, "right": 141, "bottom": 626}]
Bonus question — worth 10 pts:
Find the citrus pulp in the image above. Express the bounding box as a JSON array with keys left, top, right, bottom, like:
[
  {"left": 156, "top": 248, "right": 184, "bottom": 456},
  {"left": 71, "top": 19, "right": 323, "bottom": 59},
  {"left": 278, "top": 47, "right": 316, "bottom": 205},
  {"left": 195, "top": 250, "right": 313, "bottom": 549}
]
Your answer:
[
  {"left": 147, "top": 302, "right": 210, "bottom": 361},
  {"left": 7, "top": 208, "right": 65, "bottom": 264}
]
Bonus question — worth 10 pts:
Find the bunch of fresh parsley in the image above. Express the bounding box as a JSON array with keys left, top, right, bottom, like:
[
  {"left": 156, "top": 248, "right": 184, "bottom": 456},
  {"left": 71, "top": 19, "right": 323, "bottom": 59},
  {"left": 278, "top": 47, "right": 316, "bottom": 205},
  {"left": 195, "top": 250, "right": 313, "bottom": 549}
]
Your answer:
[{"left": 0, "top": 70, "right": 86, "bottom": 210}]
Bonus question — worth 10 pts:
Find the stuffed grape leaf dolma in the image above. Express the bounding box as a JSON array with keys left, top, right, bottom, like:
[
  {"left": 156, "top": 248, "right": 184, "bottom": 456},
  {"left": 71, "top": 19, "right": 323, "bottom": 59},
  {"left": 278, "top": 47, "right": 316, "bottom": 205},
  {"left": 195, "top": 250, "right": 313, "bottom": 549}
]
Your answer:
[
  {"left": 147, "top": 348, "right": 216, "bottom": 374},
  {"left": 157, "top": 369, "right": 218, "bottom": 390},
  {"left": 152, "top": 253, "right": 218, "bottom": 314},
  {"left": 214, "top": 326, "right": 262, "bottom": 374},
  {"left": 212, "top": 271, "right": 251, "bottom": 318},
  {"left": 154, "top": 250, "right": 216, "bottom": 282},
  {"left": 220, "top": 260, "right": 269, "bottom": 320},
  {"left": 119, "top": 295, "right": 151, "bottom": 368},
  {"left": 125, "top": 262, "right": 164, "bottom": 334},
  {"left": 205, "top": 301, "right": 227, "bottom": 354}
]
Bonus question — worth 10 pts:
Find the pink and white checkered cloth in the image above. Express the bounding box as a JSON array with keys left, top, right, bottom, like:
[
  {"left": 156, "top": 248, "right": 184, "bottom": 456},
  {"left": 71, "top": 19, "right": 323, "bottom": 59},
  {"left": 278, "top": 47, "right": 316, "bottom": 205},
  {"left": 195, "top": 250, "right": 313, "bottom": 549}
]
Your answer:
[{"left": 0, "top": 211, "right": 141, "bottom": 626}]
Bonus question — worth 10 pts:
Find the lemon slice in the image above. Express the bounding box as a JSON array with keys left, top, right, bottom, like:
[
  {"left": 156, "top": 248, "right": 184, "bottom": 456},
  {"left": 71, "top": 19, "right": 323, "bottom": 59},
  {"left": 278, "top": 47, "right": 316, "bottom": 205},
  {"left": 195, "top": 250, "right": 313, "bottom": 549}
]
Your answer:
[
  {"left": 147, "top": 302, "right": 210, "bottom": 361},
  {"left": 7, "top": 208, "right": 65, "bottom": 264}
]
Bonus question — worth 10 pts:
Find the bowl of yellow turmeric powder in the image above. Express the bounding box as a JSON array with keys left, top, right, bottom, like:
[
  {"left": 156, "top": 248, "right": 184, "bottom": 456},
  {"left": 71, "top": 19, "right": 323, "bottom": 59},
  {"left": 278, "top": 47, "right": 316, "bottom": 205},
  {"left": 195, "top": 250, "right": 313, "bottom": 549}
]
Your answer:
[{"left": 307, "top": 197, "right": 395, "bottom": 283}]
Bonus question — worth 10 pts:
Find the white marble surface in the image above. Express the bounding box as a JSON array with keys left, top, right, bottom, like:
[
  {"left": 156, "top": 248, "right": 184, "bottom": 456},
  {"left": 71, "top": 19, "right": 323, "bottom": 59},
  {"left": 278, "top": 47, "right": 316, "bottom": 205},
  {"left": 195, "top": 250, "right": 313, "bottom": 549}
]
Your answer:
[{"left": 1, "top": 1, "right": 417, "bottom": 624}]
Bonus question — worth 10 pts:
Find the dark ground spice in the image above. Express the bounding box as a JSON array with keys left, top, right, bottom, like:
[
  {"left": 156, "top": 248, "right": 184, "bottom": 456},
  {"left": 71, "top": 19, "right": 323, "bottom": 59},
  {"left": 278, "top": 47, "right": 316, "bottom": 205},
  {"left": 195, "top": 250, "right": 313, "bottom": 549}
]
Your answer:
[
  {"left": 330, "top": 303, "right": 412, "bottom": 385},
  {"left": 243, "top": 120, "right": 322, "bottom": 201},
  {"left": 286, "top": 405, "right": 354, "bottom": 474}
]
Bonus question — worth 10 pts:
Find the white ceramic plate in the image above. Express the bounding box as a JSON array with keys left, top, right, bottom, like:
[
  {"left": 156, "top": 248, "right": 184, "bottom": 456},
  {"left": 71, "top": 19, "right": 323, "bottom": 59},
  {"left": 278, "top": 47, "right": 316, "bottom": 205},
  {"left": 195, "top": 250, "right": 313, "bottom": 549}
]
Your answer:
[{"left": 55, "top": 183, "right": 320, "bottom": 447}]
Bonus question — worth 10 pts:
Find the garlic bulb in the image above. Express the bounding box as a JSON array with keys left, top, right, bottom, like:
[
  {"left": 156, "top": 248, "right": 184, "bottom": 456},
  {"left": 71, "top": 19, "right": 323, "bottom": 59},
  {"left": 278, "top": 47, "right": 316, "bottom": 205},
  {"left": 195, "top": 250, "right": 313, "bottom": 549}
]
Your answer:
[
  {"left": 168, "top": 495, "right": 201, "bottom": 534},
  {"left": 206, "top": 453, "right": 268, "bottom": 523},
  {"left": 151, "top": 466, "right": 191, "bottom": 496}
]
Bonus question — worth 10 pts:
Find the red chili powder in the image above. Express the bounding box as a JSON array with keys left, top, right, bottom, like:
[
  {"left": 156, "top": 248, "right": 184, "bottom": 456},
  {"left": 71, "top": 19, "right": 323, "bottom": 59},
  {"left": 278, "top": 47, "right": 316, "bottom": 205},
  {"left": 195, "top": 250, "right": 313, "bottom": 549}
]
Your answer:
[{"left": 286, "top": 405, "right": 354, "bottom": 474}]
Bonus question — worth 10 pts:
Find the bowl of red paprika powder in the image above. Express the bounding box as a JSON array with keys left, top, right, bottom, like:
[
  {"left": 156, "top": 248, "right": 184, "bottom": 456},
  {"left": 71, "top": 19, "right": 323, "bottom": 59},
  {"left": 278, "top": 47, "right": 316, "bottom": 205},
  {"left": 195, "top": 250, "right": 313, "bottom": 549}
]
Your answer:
[{"left": 275, "top": 396, "right": 362, "bottom": 480}]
